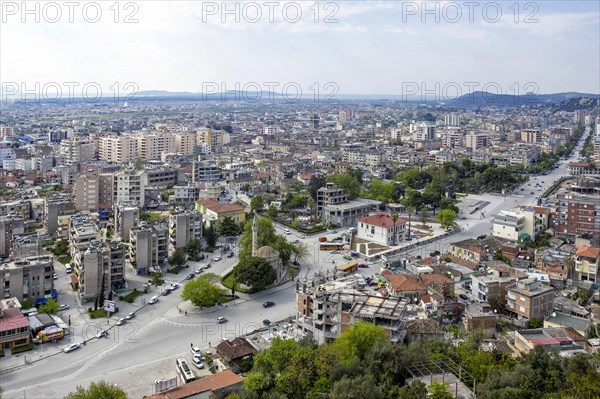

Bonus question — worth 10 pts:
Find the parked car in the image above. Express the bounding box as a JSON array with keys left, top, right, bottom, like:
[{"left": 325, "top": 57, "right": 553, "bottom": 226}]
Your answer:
[
  {"left": 212, "top": 256, "right": 222, "bottom": 261},
  {"left": 204, "top": 263, "right": 212, "bottom": 269},
  {"left": 52, "top": 273, "right": 58, "bottom": 280},
  {"left": 170, "top": 282, "right": 180, "bottom": 289},
  {"left": 227, "top": 252, "right": 234, "bottom": 258},
  {"left": 96, "top": 330, "right": 108, "bottom": 339},
  {"left": 192, "top": 356, "right": 205, "bottom": 369},
  {"left": 148, "top": 295, "right": 159, "bottom": 304},
  {"left": 331, "top": 250, "right": 341, "bottom": 254},
  {"left": 217, "top": 316, "right": 227, "bottom": 324},
  {"left": 263, "top": 319, "right": 271, "bottom": 326},
  {"left": 263, "top": 301, "right": 275, "bottom": 308},
  {"left": 125, "top": 312, "right": 135, "bottom": 320},
  {"left": 459, "top": 293, "right": 469, "bottom": 301},
  {"left": 358, "top": 264, "right": 369, "bottom": 268},
  {"left": 284, "top": 228, "right": 290, "bottom": 234},
  {"left": 293, "top": 239, "right": 300, "bottom": 244},
  {"left": 343, "top": 255, "right": 352, "bottom": 261},
  {"left": 59, "top": 304, "right": 70, "bottom": 311},
  {"left": 162, "top": 288, "right": 171, "bottom": 295},
  {"left": 63, "top": 343, "right": 81, "bottom": 353},
  {"left": 116, "top": 318, "right": 126, "bottom": 326},
  {"left": 300, "top": 235, "right": 306, "bottom": 239},
  {"left": 195, "top": 267, "right": 204, "bottom": 274},
  {"left": 186, "top": 273, "right": 195, "bottom": 280},
  {"left": 191, "top": 346, "right": 202, "bottom": 355}
]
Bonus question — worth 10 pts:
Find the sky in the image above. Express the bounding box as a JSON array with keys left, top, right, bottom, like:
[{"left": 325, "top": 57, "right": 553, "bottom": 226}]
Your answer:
[{"left": 1, "top": 0, "right": 599, "bottom": 99}]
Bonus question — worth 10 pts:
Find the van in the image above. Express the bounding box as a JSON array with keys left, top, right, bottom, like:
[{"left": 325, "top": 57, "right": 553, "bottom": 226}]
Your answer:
[
  {"left": 65, "top": 264, "right": 72, "bottom": 274},
  {"left": 149, "top": 295, "right": 159, "bottom": 304}
]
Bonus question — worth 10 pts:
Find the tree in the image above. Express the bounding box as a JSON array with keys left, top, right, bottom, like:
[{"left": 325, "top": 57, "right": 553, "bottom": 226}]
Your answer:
[
  {"left": 250, "top": 195, "right": 265, "bottom": 212},
  {"left": 331, "top": 374, "right": 383, "bottom": 399},
  {"left": 150, "top": 271, "right": 164, "bottom": 287},
  {"left": 291, "top": 242, "right": 311, "bottom": 264},
  {"left": 439, "top": 197, "right": 459, "bottom": 213},
  {"left": 186, "top": 239, "right": 202, "bottom": 261},
  {"left": 419, "top": 208, "right": 429, "bottom": 226},
  {"left": 365, "top": 179, "right": 395, "bottom": 203},
  {"left": 309, "top": 175, "right": 327, "bottom": 200},
  {"left": 528, "top": 317, "right": 543, "bottom": 328},
  {"left": 436, "top": 209, "right": 457, "bottom": 229},
  {"left": 65, "top": 380, "right": 128, "bottom": 399},
  {"left": 133, "top": 158, "right": 144, "bottom": 171},
  {"left": 21, "top": 298, "right": 35, "bottom": 309},
  {"left": 331, "top": 322, "right": 388, "bottom": 363},
  {"left": 266, "top": 204, "right": 278, "bottom": 219},
  {"left": 327, "top": 173, "right": 360, "bottom": 199},
  {"left": 96, "top": 272, "right": 106, "bottom": 312},
  {"left": 397, "top": 380, "right": 428, "bottom": 399},
  {"left": 219, "top": 216, "right": 241, "bottom": 236},
  {"left": 181, "top": 273, "right": 224, "bottom": 307},
  {"left": 234, "top": 257, "right": 277, "bottom": 293},
  {"left": 238, "top": 216, "right": 294, "bottom": 264},
  {"left": 168, "top": 247, "right": 187, "bottom": 268},
  {"left": 39, "top": 299, "right": 60, "bottom": 315},
  {"left": 204, "top": 224, "right": 218, "bottom": 249},
  {"left": 428, "top": 382, "right": 453, "bottom": 399}
]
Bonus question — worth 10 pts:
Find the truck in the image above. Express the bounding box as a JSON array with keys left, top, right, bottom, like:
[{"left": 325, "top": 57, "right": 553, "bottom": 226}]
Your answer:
[{"left": 318, "top": 236, "right": 327, "bottom": 242}]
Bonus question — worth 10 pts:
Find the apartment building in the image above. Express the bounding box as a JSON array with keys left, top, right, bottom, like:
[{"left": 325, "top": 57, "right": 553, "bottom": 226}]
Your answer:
[
  {"left": 174, "top": 131, "right": 196, "bottom": 156},
  {"left": 534, "top": 247, "right": 572, "bottom": 286},
  {"left": 173, "top": 185, "right": 198, "bottom": 205},
  {"left": 192, "top": 161, "right": 221, "bottom": 183},
  {"left": 113, "top": 202, "right": 139, "bottom": 240},
  {"left": 68, "top": 213, "right": 100, "bottom": 257},
  {"left": 44, "top": 197, "right": 77, "bottom": 236},
  {"left": 444, "top": 114, "right": 461, "bottom": 127},
  {"left": 450, "top": 236, "right": 508, "bottom": 263},
  {"left": 73, "top": 241, "right": 126, "bottom": 302},
  {"left": 0, "top": 298, "right": 32, "bottom": 350},
  {"left": 1, "top": 255, "right": 54, "bottom": 301},
  {"left": 129, "top": 224, "right": 168, "bottom": 275},
  {"left": 506, "top": 278, "right": 554, "bottom": 321},
  {"left": 356, "top": 213, "right": 406, "bottom": 246},
  {"left": 168, "top": 210, "right": 202, "bottom": 253},
  {"left": 142, "top": 167, "right": 185, "bottom": 188},
  {"left": 442, "top": 130, "right": 463, "bottom": 148},
  {"left": 492, "top": 210, "right": 525, "bottom": 241},
  {"left": 113, "top": 169, "right": 145, "bottom": 208},
  {"left": 0, "top": 216, "right": 25, "bottom": 259},
  {"left": 296, "top": 273, "right": 409, "bottom": 344},
  {"left": 137, "top": 133, "right": 176, "bottom": 161},
  {"left": 322, "top": 199, "right": 375, "bottom": 229},
  {"left": 465, "top": 133, "right": 488, "bottom": 150},
  {"left": 471, "top": 268, "right": 517, "bottom": 303},
  {"left": 11, "top": 233, "right": 43, "bottom": 260},
  {"left": 574, "top": 246, "right": 599, "bottom": 283},
  {"left": 197, "top": 129, "right": 230, "bottom": 146},
  {"left": 98, "top": 135, "right": 138, "bottom": 163},
  {"left": 316, "top": 183, "right": 347, "bottom": 218},
  {"left": 411, "top": 122, "right": 436, "bottom": 141},
  {"left": 73, "top": 171, "right": 100, "bottom": 211},
  {"left": 462, "top": 302, "right": 496, "bottom": 336},
  {"left": 555, "top": 192, "right": 600, "bottom": 238},
  {"left": 520, "top": 129, "right": 542, "bottom": 144},
  {"left": 59, "top": 136, "right": 95, "bottom": 165}
]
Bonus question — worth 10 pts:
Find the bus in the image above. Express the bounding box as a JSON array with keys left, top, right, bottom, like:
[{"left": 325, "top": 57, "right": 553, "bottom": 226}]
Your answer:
[
  {"left": 176, "top": 358, "right": 196, "bottom": 384},
  {"left": 320, "top": 243, "right": 345, "bottom": 251},
  {"left": 338, "top": 261, "right": 358, "bottom": 274}
]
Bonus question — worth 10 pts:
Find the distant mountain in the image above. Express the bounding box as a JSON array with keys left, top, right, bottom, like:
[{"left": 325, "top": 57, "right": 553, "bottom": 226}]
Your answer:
[
  {"left": 448, "top": 91, "right": 600, "bottom": 107},
  {"left": 549, "top": 96, "right": 600, "bottom": 112}
]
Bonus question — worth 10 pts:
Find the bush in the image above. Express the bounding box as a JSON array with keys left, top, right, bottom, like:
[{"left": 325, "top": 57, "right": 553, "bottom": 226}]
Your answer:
[
  {"left": 11, "top": 344, "right": 32, "bottom": 354},
  {"left": 89, "top": 309, "right": 109, "bottom": 319},
  {"left": 121, "top": 289, "right": 142, "bottom": 303}
]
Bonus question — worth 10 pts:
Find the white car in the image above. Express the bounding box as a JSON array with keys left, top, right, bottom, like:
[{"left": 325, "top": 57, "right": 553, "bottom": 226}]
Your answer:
[
  {"left": 217, "top": 316, "right": 227, "bottom": 324},
  {"left": 195, "top": 267, "right": 204, "bottom": 274},
  {"left": 59, "top": 304, "right": 70, "bottom": 311},
  {"left": 116, "top": 318, "right": 126, "bottom": 326},
  {"left": 170, "top": 283, "right": 180, "bottom": 290},
  {"left": 63, "top": 343, "right": 81, "bottom": 353},
  {"left": 148, "top": 295, "right": 159, "bottom": 304},
  {"left": 212, "top": 256, "right": 222, "bottom": 261},
  {"left": 96, "top": 330, "right": 108, "bottom": 339},
  {"left": 125, "top": 312, "right": 135, "bottom": 320},
  {"left": 191, "top": 346, "right": 202, "bottom": 355},
  {"left": 192, "top": 356, "right": 205, "bottom": 369}
]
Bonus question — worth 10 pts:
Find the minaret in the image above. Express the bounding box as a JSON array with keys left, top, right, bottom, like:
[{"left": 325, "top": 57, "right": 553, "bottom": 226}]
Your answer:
[{"left": 251, "top": 212, "right": 258, "bottom": 256}]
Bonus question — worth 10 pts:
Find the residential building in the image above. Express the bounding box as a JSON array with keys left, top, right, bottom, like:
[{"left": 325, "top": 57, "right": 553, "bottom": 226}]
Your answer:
[
  {"left": 520, "top": 129, "right": 542, "bottom": 144},
  {"left": 98, "top": 173, "right": 114, "bottom": 206},
  {"left": 356, "top": 213, "right": 406, "bottom": 246},
  {"left": 168, "top": 210, "right": 202, "bottom": 253},
  {"left": 1, "top": 255, "right": 54, "bottom": 301},
  {"left": 173, "top": 185, "right": 198, "bottom": 205},
  {"left": 0, "top": 125, "right": 14, "bottom": 139},
  {"left": 113, "top": 202, "right": 139, "bottom": 240},
  {"left": 412, "top": 121, "right": 436, "bottom": 141},
  {"left": 59, "top": 136, "right": 95, "bottom": 165},
  {"left": 465, "top": 133, "right": 488, "bottom": 150},
  {"left": 534, "top": 247, "right": 572, "bottom": 286},
  {"left": 450, "top": 236, "right": 508, "bottom": 264},
  {"left": 492, "top": 210, "right": 525, "bottom": 241},
  {"left": 0, "top": 216, "right": 25, "bottom": 259},
  {"left": 471, "top": 268, "right": 517, "bottom": 303},
  {"left": 44, "top": 197, "right": 76, "bottom": 237},
  {"left": 0, "top": 298, "right": 31, "bottom": 350},
  {"left": 73, "top": 171, "right": 99, "bottom": 211},
  {"left": 316, "top": 183, "right": 347, "bottom": 218},
  {"left": 98, "top": 135, "right": 138, "bottom": 163},
  {"left": 514, "top": 328, "right": 585, "bottom": 355},
  {"left": 68, "top": 213, "right": 100, "bottom": 257},
  {"left": 444, "top": 114, "right": 461, "bottom": 127},
  {"left": 463, "top": 302, "right": 496, "bottom": 336},
  {"left": 506, "top": 278, "right": 554, "bottom": 321},
  {"left": 137, "top": 133, "right": 176, "bottom": 161},
  {"left": 0, "top": 142, "right": 16, "bottom": 162},
  {"left": 147, "top": 370, "right": 243, "bottom": 399},
  {"left": 192, "top": 161, "right": 221, "bottom": 183},
  {"left": 142, "top": 167, "right": 185, "bottom": 188},
  {"left": 555, "top": 191, "right": 600, "bottom": 238},
  {"left": 73, "top": 240, "right": 126, "bottom": 302},
  {"left": 113, "top": 169, "right": 145, "bottom": 208},
  {"left": 129, "top": 224, "right": 168, "bottom": 274},
  {"left": 574, "top": 246, "right": 599, "bottom": 283},
  {"left": 442, "top": 130, "right": 463, "bottom": 148},
  {"left": 322, "top": 199, "right": 375, "bottom": 229},
  {"left": 197, "top": 129, "right": 230, "bottom": 146},
  {"left": 196, "top": 199, "right": 245, "bottom": 229},
  {"left": 198, "top": 182, "right": 222, "bottom": 201},
  {"left": 11, "top": 233, "right": 43, "bottom": 260},
  {"left": 296, "top": 273, "right": 409, "bottom": 344},
  {"left": 173, "top": 131, "right": 196, "bottom": 156}
]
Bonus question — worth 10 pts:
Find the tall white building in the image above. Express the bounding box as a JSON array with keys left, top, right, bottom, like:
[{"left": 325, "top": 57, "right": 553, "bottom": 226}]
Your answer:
[
  {"left": 412, "top": 122, "right": 436, "bottom": 141},
  {"left": 113, "top": 169, "right": 145, "bottom": 208},
  {"left": 60, "top": 136, "right": 95, "bottom": 165}
]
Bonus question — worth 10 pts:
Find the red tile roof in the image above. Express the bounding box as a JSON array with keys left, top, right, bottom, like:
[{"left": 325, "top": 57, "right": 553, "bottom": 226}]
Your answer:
[
  {"left": 357, "top": 213, "right": 407, "bottom": 228},
  {"left": 197, "top": 199, "right": 245, "bottom": 214},
  {"left": 0, "top": 310, "right": 30, "bottom": 332},
  {"left": 145, "top": 370, "right": 242, "bottom": 399},
  {"left": 576, "top": 246, "right": 599, "bottom": 259}
]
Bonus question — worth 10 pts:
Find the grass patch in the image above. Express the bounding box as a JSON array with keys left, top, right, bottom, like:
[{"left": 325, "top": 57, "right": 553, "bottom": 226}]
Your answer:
[
  {"left": 11, "top": 344, "right": 33, "bottom": 354},
  {"left": 167, "top": 265, "right": 185, "bottom": 274},
  {"left": 287, "top": 267, "right": 299, "bottom": 279},
  {"left": 88, "top": 308, "right": 111, "bottom": 319},
  {"left": 220, "top": 271, "right": 249, "bottom": 294},
  {"left": 119, "top": 289, "right": 143, "bottom": 303},
  {"left": 57, "top": 255, "right": 72, "bottom": 265},
  {"left": 220, "top": 294, "right": 238, "bottom": 303}
]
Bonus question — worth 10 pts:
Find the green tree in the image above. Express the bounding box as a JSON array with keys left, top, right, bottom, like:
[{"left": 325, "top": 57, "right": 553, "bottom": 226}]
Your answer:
[
  {"left": 331, "top": 374, "right": 383, "bottom": 399},
  {"left": 291, "top": 242, "right": 311, "bottom": 264},
  {"left": 266, "top": 204, "right": 278, "bottom": 218},
  {"left": 331, "top": 322, "right": 387, "bottom": 363},
  {"left": 39, "top": 299, "right": 60, "bottom": 315},
  {"left": 181, "top": 273, "right": 224, "bottom": 307},
  {"left": 528, "top": 317, "right": 543, "bottom": 328},
  {"left": 419, "top": 208, "right": 429, "bottom": 226},
  {"left": 234, "top": 257, "right": 277, "bottom": 293},
  {"left": 327, "top": 173, "right": 360, "bottom": 199},
  {"left": 21, "top": 298, "right": 35, "bottom": 309},
  {"left": 436, "top": 209, "right": 457, "bottom": 229},
  {"left": 309, "top": 175, "right": 327, "bottom": 200},
  {"left": 397, "top": 380, "right": 428, "bottom": 399},
  {"left": 365, "top": 179, "right": 395, "bottom": 203},
  {"left": 186, "top": 239, "right": 203, "bottom": 261},
  {"left": 150, "top": 271, "right": 164, "bottom": 287},
  {"left": 439, "top": 197, "right": 459, "bottom": 213},
  {"left": 219, "top": 216, "right": 241, "bottom": 236},
  {"left": 204, "top": 224, "right": 218, "bottom": 249},
  {"left": 133, "top": 158, "right": 145, "bottom": 171},
  {"left": 250, "top": 195, "right": 265, "bottom": 212},
  {"left": 65, "top": 380, "right": 128, "bottom": 399},
  {"left": 168, "top": 247, "right": 187, "bottom": 268},
  {"left": 238, "top": 217, "right": 294, "bottom": 264},
  {"left": 429, "top": 382, "right": 453, "bottom": 399}
]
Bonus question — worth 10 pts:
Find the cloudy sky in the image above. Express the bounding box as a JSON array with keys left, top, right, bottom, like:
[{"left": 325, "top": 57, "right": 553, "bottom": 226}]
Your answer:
[{"left": 1, "top": 0, "right": 599, "bottom": 98}]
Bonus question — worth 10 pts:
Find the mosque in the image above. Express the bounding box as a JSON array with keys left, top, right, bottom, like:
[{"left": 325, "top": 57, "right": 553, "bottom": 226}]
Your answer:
[{"left": 251, "top": 214, "right": 291, "bottom": 287}]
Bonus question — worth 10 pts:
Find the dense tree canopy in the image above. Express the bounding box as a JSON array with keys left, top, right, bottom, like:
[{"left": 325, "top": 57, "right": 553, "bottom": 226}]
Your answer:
[
  {"left": 181, "top": 273, "right": 225, "bottom": 307},
  {"left": 65, "top": 380, "right": 128, "bottom": 399},
  {"left": 233, "top": 257, "right": 277, "bottom": 293},
  {"left": 327, "top": 173, "right": 360, "bottom": 200},
  {"left": 238, "top": 217, "right": 295, "bottom": 264}
]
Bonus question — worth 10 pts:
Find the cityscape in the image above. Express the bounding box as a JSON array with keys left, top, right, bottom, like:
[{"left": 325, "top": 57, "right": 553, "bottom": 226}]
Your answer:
[{"left": 0, "top": 1, "right": 600, "bottom": 399}]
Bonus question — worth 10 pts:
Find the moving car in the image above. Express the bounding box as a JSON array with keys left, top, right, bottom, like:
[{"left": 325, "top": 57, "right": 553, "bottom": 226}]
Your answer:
[
  {"left": 343, "top": 255, "right": 352, "bottom": 261},
  {"left": 116, "top": 318, "right": 126, "bottom": 326},
  {"left": 125, "top": 312, "right": 136, "bottom": 320},
  {"left": 217, "top": 316, "right": 227, "bottom": 324},
  {"left": 148, "top": 295, "right": 159, "bottom": 304},
  {"left": 263, "top": 301, "right": 275, "bottom": 308},
  {"left": 59, "top": 304, "right": 70, "bottom": 311},
  {"left": 212, "top": 255, "right": 222, "bottom": 261},
  {"left": 63, "top": 343, "right": 81, "bottom": 353},
  {"left": 358, "top": 264, "right": 369, "bottom": 268}
]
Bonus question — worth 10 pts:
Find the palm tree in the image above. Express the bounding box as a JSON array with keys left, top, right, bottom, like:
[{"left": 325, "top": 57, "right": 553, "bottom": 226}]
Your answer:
[{"left": 390, "top": 212, "right": 399, "bottom": 245}]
